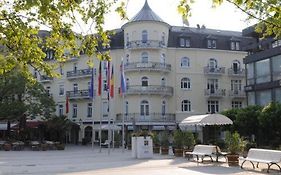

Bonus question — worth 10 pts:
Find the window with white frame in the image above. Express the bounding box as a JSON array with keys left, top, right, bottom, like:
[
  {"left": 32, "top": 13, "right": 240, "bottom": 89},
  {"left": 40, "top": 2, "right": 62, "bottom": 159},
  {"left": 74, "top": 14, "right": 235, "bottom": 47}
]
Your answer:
[
  {"left": 232, "top": 60, "right": 241, "bottom": 73},
  {"left": 87, "top": 103, "right": 92, "bottom": 117},
  {"left": 73, "top": 63, "right": 78, "bottom": 72},
  {"left": 126, "top": 33, "right": 129, "bottom": 46},
  {"left": 208, "top": 58, "right": 217, "bottom": 70},
  {"left": 208, "top": 100, "right": 219, "bottom": 113},
  {"left": 141, "top": 52, "right": 148, "bottom": 63},
  {"left": 181, "top": 57, "right": 190, "bottom": 68},
  {"left": 232, "top": 101, "right": 242, "bottom": 109},
  {"left": 231, "top": 41, "right": 240, "bottom": 50},
  {"left": 160, "top": 53, "right": 166, "bottom": 64},
  {"left": 73, "top": 83, "right": 78, "bottom": 93},
  {"left": 46, "top": 86, "right": 51, "bottom": 96},
  {"left": 162, "top": 101, "right": 166, "bottom": 115},
  {"left": 125, "top": 101, "right": 129, "bottom": 115},
  {"left": 126, "top": 54, "right": 129, "bottom": 63},
  {"left": 207, "top": 79, "right": 218, "bottom": 93},
  {"left": 59, "top": 84, "right": 64, "bottom": 96},
  {"left": 272, "top": 40, "right": 281, "bottom": 48},
  {"left": 181, "top": 77, "right": 191, "bottom": 90},
  {"left": 161, "top": 77, "right": 166, "bottom": 86},
  {"left": 103, "top": 79, "right": 107, "bottom": 91},
  {"left": 140, "top": 100, "right": 149, "bottom": 116},
  {"left": 231, "top": 80, "right": 242, "bottom": 94},
  {"left": 103, "top": 101, "right": 108, "bottom": 117},
  {"left": 142, "top": 30, "right": 148, "bottom": 43},
  {"left": 126, "top": 78, "right": 129, "bottom": 88},
  {"left": 181, "top": 100, "right": 191, "bottom": 112},
  {"left": 207, "top": 39, "right": 216, "bottom": 48},
  {"left": 59, "top": 104, "right": 63, "bottom": 116},
  {"left": 161, "top": 32, "right": 165, "bottom": 45},
  {"left": 59, "top": 65, "right": 64, "bottom": 75},
  {"left": 72, "top": 104, "right": 77, "bottom": 118},
  {"left": 141, "top": 77, "right": 148, "bottom": 86},
  {"left": 179, "top": 38, "right": 190, "bottom": 47}
]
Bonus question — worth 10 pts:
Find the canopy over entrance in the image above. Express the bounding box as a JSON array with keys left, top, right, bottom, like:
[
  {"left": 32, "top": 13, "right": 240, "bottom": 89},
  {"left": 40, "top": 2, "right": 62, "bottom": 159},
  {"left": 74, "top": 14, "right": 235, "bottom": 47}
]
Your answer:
[
  {"left": 179, "top": 114, "right": 233, "bottom": 127},
  {"left": 93, "top": 124, "right": 121, "bottom": 131}
]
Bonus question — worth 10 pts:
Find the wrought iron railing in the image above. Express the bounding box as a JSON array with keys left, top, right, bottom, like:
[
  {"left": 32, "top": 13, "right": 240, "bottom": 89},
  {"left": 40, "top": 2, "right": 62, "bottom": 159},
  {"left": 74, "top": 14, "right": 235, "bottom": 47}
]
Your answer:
[
  {"left": 228, "top": 68, "right": 245, "bottom": 76},
  {"left": 125, "top": 85, "right": 173, "bottom": 96},
  {"left": 124, "top": 62, "right": 171, "bottom": 72},
  {"left": 67, "top": 68, "right": 92, "bottom": 78},
  {"left": 204, "top": 89, "right": 226, "bottom": 97},
  {"left": 204, "top": 66, "right": 225, "bottom": 75},
  {"left": 66, "top": 89, "right": 95, "bottom": 99},
  {"left": 115, "top": 113, "right": 176, "bottom": 123},
  {"left": 126, "top": 40, "right": 166, "bottom": 49},
  {"left": 229, "top": 90, "right": 246, "bottom": 98}
]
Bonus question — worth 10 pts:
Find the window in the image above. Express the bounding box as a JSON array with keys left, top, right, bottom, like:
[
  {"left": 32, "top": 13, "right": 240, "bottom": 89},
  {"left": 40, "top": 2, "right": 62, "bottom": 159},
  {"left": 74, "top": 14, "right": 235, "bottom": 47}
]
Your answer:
[
  {"left": 231, "top": 41, "right": 240, "bottom": 50},
  {"left": 73, "top": 83, "right": 78, "bottom": 93},
  {"left": 161, "top": 32, "right": 165, "bottom": 45},
  {"left": 160, "top": 53, "right": 166, "bottom": 64},
  {"left": 141, "top": 52, "right": 148, "bottom": 63},
  {"left": 232, "top": 60, "right": 240, "bottom": 73},
  {"left": 46, "top": 50, "right": 54, "bottom": 60},
  {"left": 181, "top": 77, "right": 191, "bottom": 90},
  {"left": 256, "top": 59, "right": 270, "bottom": 83},
  {"left": 231, "top": 80, "right": 242, "bottom": 94},
  {"left": 208, "top": 100, "right": 219, "bottom": 113},
  {"left": 246, "top": 63, "right": 254, "bottom": 85},
  {"left": 126, "top": 78, "right": 129, "bottom": 88},
  {"left": 256, "top": 90, "right": 272, "bottom": 106},
  {"left": 162, "top": 101, "right": 166, "bottom": 115},
  {"left": 272, "top": 55, "right": 281, "bottom": 81},
  {"left": 208, "top": 58, "right": 217, "bottom": 70},
  {"left": 181, "top": 57, "right": 190, "bottom": 68},
  {"left": 247, "top": 92, "right": 255, "bottom": 105},
  {"left": 103, "top": 101, "right": 109, "bottom": 117},
  {"left": 142, "top": 30, "right": 148, "bottom": 43},
  {"left": 207, "top": 79, "right": 218, "bottom": 93},
  {"left": 126, "top": 33, "right": 129, "bottom": 46},
  {"left": 207, "top": 39, "right": 216, "bottom": 48},
  {"left": 72, "top": 104, "right": 77, "bottom": 118},
  {"left": 59, "top": 85, "right": 64, "bottom": 96},
  {"left": 126, "top": 54, "right": 129, "bottom": 64},
  {"left": 161, "top": 77, "right": 166, "bottom": 86},
  {"left": 275, "top": 88, "right": 281, "bottom": 103},
  {"left": 73, "top": 63, "right": 78, "bottom": 72},
  {"left": 46, "top": 86, "right": 51, "bottom": 96},
  {"left": 181, "top": 100, "right": 191, "bottom": 112},
  {"left": 140, "top": 100, "right": 149, "bottom": 116},
  {"left": 33, "top": 70, "right": 38, "bottom": 78},
  {"left": 232, "top": 101, "right": 242, "bottom": 109},
  {"left": 59, "top": 104, "right": 63, "bottom": 116},
  {"left": 272, "top": 40, "right": 281, "bottom": 48},
  {"left": 59, "top": 65, "right": 64, "bottom": 75},
  {"left": 125, "top": 101, "right": 129, "bottom": 115},
  {"left": 87, "top": 103, "right": 92, "bottom": 117},
  {"left": 141, "top": 77, "right": 148, "bottom": 86},
  {"left": 103, "top": 79, "right": 107, "bottom": 91},
  {"left": 179, "top": 38, "right": 190, "bottom": 47}
]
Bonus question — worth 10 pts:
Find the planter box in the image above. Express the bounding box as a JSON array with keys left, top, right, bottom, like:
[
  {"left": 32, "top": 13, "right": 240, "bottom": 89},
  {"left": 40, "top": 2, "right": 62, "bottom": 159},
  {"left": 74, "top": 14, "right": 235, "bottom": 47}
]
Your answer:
[{"left": 132, "top": 136, "right": 153, "bottom": 159}]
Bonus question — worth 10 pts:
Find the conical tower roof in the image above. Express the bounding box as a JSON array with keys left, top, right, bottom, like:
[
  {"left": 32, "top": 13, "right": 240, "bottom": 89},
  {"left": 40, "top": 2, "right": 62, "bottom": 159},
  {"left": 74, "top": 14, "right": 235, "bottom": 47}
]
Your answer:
[{"left": 129, "top": 0, "right": 164, "bottom": 23}]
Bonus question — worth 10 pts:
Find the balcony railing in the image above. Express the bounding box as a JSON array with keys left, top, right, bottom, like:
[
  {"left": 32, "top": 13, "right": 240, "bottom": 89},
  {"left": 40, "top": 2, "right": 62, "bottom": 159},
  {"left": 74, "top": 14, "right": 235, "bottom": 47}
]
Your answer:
[
  {"left": 229, "top": 90, "right": 246, "bottom": 98},
  {"left": 115, "top": 113, "right": 176, "bottom": 123},
  {"left": 66, "top": 89, "right": 94, "bottom": 99},
  {"left": 204, "top": 66, "right": 225, "bottom": 75},
  {"left": 204, "top": 89, "right": 226, "bottom": 98},
  {"left": 125, "top": 85, "right": 173, "bottom": 96},
  {"left": 67, "top": 68, "right": 92, "bottom": 79},
  {"left": 40, "top": 75, "right": 53, "bottom": 82},
  {"left": 126, "top": 40, "right": 166, "bottom": 49},
  {"left": 124, "top": 62, "right": 171, "bottom": 72},
  {"left": 228, "top": 68, "right": 245, "bottom": 77}
]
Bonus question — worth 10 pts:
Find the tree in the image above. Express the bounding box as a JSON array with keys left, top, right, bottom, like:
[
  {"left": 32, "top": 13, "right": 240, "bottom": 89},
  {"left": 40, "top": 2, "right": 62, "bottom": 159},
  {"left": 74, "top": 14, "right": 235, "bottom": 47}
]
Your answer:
[
  {"left": 0, "top": 0, "right": 280, "bottom": 80},
  {"left": 0, "top": 69, "right": 55, "bottom": 138}
]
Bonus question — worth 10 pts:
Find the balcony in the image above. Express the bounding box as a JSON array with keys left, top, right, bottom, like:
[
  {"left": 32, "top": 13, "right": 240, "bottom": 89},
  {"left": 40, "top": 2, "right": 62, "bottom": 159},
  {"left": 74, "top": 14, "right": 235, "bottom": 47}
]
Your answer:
[
  {"left": 125, "top": 40, "right": 166, "bottom": 49},
  {"left": 66, "top": 89, "right": 94, "bottom": 100},
  {"left": 229, "top": 90, "right": 246, "bottom": 98},
  {"left": 115, "top": 113, "right": 176, "bottom": 124},
  {"left": 67, "top": 68, "right": 92, "bottom": 80},
  {"left": 204, "top": 89, "right": 226, "bottom": 98},
  {"left": 40, "top": 75, "right": 53, "bottom": 83},
  {"left": 124, "top": 62, "right": 171, "bottom": 72},
  {"left": 125, "top": 85, "right": 173, "bottom": 96},
  {"left": 228, "top": 68, "right": 245, "bottom": 77},
  {"left": 204, "top": 66, "right": 225, "bottom": 75}
]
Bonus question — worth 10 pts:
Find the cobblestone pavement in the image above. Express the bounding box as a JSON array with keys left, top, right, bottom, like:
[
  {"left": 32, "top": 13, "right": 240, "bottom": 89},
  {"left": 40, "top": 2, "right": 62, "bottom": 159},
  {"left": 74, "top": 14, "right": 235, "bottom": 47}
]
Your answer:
[{"left": 0, "top": 145, "right": 280, "bottom": 175}]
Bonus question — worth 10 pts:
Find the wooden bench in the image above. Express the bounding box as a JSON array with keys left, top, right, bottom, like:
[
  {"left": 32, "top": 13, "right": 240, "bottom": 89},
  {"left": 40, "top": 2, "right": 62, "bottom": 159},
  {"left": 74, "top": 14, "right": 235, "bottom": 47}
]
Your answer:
[
  {"left": 185, "top": 145, "right": 218, "bottom": 162},
  {"left": 239, "top": 148, "right": 281, "bottom": 173}
]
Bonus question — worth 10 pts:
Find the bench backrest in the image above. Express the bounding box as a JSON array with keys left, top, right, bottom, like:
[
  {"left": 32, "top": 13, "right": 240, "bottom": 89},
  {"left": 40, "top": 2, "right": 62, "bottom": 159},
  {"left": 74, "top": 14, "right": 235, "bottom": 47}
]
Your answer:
[
  {"left": 247, "top": 148, "right": 281, "bottom": 162},
  {"left": 193, "top": 145, "right": 217, "bottom": 154}
]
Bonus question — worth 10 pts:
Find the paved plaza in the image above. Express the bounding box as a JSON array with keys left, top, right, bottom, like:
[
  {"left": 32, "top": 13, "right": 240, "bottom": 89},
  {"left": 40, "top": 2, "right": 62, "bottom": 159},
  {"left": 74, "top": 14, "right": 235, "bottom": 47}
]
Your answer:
[{"left": 0, "top": 145, "right": 280, "bottom": 175}]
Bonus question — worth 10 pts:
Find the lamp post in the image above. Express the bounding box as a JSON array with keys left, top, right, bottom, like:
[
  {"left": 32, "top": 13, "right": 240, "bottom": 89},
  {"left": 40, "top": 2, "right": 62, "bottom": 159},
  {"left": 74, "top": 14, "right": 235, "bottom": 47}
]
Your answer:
[{"left": 79, "top": 118, "right": 82, "bottom": 145}]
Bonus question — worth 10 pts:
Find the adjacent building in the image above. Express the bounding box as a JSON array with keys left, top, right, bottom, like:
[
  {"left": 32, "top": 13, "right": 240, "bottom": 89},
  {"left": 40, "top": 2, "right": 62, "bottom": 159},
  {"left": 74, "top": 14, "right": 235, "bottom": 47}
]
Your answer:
[{"left": 34, "top": 1, "right": 253, "bottom": 143}]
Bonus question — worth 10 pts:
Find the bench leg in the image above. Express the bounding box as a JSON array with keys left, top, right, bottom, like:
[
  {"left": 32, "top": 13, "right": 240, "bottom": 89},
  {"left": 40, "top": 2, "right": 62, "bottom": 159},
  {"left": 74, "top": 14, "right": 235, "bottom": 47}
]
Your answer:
[
  {"left": 267, "top": 163, "right": 281, "bottom": 173},
  {"left": 241, "top": 160, "right": 255, "bottom": 169},
  {"left": 249, "top": 161, "right": 255, "bottom": 169},
  {"left": 256, "top": 162, "right": 259, "bottom": 168}
]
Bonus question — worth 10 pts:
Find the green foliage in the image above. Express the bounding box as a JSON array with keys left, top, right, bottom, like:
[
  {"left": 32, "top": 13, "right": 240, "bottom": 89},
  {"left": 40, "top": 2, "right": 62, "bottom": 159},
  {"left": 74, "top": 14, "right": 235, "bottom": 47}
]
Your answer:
[
  {"left": 158, "top": 131, "right": 169, "bottom": 147},
  {"left": 151, "top": 132, "right": 160, "bottom": 146},
  {"left": 225, "top": 131, "right": 244, "bottom": 154},
  {"left": 182, "top": 131, "right": 195, "bottom": 149},
  {"left": 173, "top": 130, "right": 184, "bottom": 149}
]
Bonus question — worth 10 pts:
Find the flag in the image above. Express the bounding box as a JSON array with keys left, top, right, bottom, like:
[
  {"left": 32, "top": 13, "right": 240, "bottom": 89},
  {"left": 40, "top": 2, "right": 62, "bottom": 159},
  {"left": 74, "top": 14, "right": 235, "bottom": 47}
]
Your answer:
[
  {"left": 66, "top": 96, "right": 69, "bottom": 114},
  {"left": 120, "top": 58, "right": 126, "bottom": 95},
  {"left": 107, "top": 61, "right": 110, "bottom": 91},
  {"left": 98, "top": 61, "right": 102, "bottom": 96},
  {"left": 89, "top": 67, "right": 94, "bottom": 98},
  {"left": 110, "top": 65, "right": 114, "bottom": 98}
]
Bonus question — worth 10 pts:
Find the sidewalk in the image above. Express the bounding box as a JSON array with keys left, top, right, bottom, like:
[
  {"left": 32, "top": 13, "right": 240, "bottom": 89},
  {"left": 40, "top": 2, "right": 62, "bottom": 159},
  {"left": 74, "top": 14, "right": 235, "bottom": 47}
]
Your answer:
[{"left": 0, "top": 145, "right": 279, "bottom": 175}]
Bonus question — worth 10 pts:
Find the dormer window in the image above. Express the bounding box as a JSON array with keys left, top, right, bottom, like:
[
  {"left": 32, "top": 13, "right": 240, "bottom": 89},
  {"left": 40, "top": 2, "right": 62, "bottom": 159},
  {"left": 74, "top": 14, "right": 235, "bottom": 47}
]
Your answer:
[
  {"left": 207, "top": 39, "right": 216, "bottom": 49},
  {"left": 179, "top": 38, "right": 190, "bottom": 47},
  {"left": 231, "top": 41, "right": 240, "bottom": 50}
]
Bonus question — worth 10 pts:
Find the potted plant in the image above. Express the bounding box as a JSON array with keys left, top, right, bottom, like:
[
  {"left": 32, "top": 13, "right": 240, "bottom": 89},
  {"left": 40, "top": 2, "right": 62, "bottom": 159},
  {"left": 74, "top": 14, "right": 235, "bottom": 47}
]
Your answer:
[
  {"left": 225, "top": 131, "right": 244, "bottom": 166},
  {"left": 159, "top": 131, "right": 169, "bottom": 155},
  {"left": 3, "top": 142, "right": 11, "bottom": 151},
  {"left": 173, "top": 130, "right": 184, "bottom": 157},
  {"left": 182, "top": 131, "right": 195, "bottom": 157},
  {"left": 151, "top": 132, "right": 160, "bottom": 153}
]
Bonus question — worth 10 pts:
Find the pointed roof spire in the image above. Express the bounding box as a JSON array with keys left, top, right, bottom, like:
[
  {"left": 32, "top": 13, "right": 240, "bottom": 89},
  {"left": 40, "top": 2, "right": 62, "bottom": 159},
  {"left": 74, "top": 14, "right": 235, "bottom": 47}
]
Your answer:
[{"left": 129, "top": 0, "right": 164, "bottom": 23}]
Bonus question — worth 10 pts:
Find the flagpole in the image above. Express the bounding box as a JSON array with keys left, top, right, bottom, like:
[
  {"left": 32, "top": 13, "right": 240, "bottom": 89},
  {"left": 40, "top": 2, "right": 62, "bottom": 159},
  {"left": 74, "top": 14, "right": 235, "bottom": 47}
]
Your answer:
[
  {"left": 122, "top": 92, "right": 125, "bottom": 153},
  {"left": 99, "top": 62, "right": 102, "bottom": 153},
  {"left": 91, "top": 68, "right": 94, "bottom": 150}
]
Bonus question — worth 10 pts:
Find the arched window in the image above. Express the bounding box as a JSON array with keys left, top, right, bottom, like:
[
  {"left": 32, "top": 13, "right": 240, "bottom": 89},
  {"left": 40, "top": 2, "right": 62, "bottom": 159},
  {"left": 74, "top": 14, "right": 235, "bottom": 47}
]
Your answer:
[
  {"left": 126, "top": 54, "right": 129, "bottom": 64},
  {"left": 141, "top": 77, "right": 148, "bottom": 86},
  {"left": 162, "top": 101, "right": 166, "bottom": 115},
  {"left": 140, "top": 100, "right": 149, "bottom": 116},
  {"left": 161, "top": 77, "right": 166, "bottom": 86},
  {"left": 160, "top": 53, "right": 166, "bottom": 64},
  {"left": 125, "top": 101, "right": 129, "bottom": 115},
  {"left": 161, "top": 32, "right": 165, "bottom": 44},
  {"left": 141, "top": 52, "right": 148, "bottom": 63},
  {"left": 181, "top": 100, "right": 191, "bottom": 112},
  {"left": 208, "top": 58, "right": 217, "bottom": 70},
  {"left": 232, "top": 60, "right": 240, "bottom": 73},
  {"left": 181, "top": 57, "right": 190, "bottom": 68},
  {"left": 126, "top": 78, "right": 129, "bottom": 88},
  {"left": 181, "top": 77, "right": 191, "bottom": 89},
  {"left": 142, "top": 30, "right": 148, "bottom": 43},
  {"left": 126, "top": 33, "right": 129, "bottom": 46}
]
